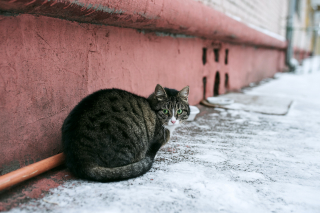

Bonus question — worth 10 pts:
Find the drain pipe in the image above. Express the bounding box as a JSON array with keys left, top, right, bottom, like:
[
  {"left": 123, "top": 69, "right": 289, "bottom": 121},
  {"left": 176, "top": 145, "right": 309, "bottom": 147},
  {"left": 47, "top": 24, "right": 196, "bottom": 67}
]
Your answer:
[
  {"left": 286, "top": 0, "right": 297, "bottom": 71},
  {"left": 0, "top": 153, "right": 65, "bottom": 191}
]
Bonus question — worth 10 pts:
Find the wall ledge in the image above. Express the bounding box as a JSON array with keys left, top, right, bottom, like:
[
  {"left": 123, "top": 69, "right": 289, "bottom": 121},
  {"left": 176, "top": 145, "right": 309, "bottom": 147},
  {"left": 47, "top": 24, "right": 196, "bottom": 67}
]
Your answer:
[{"left": 0, "top": 0, "right": 286, "bottom": 49}]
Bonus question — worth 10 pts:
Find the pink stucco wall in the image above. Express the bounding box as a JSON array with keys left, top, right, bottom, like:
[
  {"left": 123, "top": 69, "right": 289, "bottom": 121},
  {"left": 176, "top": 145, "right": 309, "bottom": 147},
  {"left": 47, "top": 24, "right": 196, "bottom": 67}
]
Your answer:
[{"left": 0, "top": 14, "right": 285, "bottom": 174}]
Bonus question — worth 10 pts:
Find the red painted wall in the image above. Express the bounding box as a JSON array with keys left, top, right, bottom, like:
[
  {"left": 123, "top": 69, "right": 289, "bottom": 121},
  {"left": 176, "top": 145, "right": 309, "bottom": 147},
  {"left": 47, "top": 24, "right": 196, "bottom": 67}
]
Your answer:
[{"left": 0, "top": 14, "right": 285, "bottom": 174}]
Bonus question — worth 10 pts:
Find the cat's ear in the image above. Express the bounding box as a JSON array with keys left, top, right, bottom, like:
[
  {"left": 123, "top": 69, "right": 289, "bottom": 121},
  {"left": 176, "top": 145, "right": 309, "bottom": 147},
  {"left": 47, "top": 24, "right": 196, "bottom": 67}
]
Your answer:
[
  {"left": 178, "top": 86, "right": 189, "bottom": 102},
  {"left": 155, "top": 84, "right": 167, "bottom": 101}
]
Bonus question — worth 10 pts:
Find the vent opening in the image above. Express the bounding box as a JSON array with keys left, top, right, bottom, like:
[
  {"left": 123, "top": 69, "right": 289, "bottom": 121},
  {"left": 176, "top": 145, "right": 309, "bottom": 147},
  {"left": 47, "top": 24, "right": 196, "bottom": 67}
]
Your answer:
[
  {"left": 225, "top": 73, "right": 229, "bottom": 90},
  {"left": 225, "top": 49, "right": 229, "bottom": 65},
  {"left": 214, "top": 49, "right": 219, "bottom": 62},
  {"left": 214, "top": 71, "right": 220, "bottom": 96},
  {"left": 202, "top": 48, "right": 207, "bottom": 65},
  {"left": 203, "top": 77, "right": 207, "bottom": 100}
]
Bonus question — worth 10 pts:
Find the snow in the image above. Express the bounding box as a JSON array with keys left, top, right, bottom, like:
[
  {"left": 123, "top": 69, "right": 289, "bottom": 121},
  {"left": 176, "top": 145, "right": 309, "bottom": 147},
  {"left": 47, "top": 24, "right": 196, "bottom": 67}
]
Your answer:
[
  {"left": 212, "top": 93, "right": 293, "bottom": 115},
  {"left": 9, "top": 72, "right": 320, "bottom": 213},
  {"left": 224, "top": 13, "right": 286, "bottom": 42},
  {"left": 247, "top": 24, "right": 286, "bottom": 42},
  {"left": 294, "top": 56, "right": 320, "bottom": 75}
]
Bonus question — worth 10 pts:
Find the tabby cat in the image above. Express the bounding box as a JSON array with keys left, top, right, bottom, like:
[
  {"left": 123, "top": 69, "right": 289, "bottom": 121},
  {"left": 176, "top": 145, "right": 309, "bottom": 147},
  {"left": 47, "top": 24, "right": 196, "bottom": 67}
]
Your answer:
[{"left": 62, "top": 84, "right": 190, "bottom": 182}]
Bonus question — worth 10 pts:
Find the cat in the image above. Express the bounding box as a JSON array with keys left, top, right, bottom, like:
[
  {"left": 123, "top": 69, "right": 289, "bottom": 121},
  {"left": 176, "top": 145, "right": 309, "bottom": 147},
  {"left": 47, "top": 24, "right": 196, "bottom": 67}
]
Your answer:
[{"left": 62, "top": 84, "right": 190, "bottom": 182}]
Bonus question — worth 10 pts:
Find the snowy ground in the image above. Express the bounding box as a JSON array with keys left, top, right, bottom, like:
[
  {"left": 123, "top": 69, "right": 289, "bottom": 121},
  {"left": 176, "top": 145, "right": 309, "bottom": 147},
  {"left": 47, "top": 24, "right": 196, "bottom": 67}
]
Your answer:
[{"left": 8, "top": 72, "right": 320, "bottom": 213}]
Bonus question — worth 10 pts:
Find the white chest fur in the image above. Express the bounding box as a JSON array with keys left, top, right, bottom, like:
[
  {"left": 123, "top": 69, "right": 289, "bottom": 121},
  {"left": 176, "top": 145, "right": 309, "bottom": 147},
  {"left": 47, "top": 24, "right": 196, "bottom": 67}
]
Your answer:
[
  {"left": 165, "top": 125, "right": 179, "bottom": 134},
  {"left": 164, "top": 109, "right": 180, "bottom": 134}
]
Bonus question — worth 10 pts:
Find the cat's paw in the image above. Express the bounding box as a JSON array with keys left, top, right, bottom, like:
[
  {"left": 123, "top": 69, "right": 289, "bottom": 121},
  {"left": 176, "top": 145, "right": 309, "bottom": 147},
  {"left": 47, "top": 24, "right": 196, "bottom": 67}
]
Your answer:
[
  {"left": 165, "top": 129, "right": 170, "bottom": 142},
  {"left": 161, "top": 129, "right": 170, "bottom": 147}
]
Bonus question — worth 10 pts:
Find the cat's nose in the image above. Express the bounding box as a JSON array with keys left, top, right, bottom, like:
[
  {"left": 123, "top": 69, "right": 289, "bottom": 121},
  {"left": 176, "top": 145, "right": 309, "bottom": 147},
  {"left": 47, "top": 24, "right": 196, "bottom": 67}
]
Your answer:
[{"left": 171, "top": 120, "right": 176, "bottom": 124}]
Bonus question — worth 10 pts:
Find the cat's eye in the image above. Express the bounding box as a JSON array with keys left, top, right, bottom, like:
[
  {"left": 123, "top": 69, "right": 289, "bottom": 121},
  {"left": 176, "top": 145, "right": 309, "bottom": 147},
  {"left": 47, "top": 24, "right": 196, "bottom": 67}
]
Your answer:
[
  {"left": 177, "top": 109, "right": 182, "bottom": 114},
  {"left": 163, "top": 109, "right": 169, "bottom": 114}
]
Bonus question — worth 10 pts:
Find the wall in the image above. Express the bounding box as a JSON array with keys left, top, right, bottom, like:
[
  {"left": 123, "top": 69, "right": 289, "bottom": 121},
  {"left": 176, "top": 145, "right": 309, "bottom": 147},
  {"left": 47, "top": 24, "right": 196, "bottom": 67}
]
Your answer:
[
  {"left": 292, "top": 0, "right": 316, "bottom": 60},
  {"left": 0, "top": 14, "right": 285, "bottom": 174},
  {"left": 293, "top": 0, "right": 310, "bottom": 51},
  {"left": 195, "top": 0, "right": 289, "bottom": 38}
]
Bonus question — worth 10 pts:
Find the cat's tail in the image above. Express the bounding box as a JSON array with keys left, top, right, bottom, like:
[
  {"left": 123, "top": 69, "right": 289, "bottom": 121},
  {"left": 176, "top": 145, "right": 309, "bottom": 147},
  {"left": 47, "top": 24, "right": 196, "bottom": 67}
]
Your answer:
[
  {"left": 81, "top": 156, "right": 154, "bottom": 182},
  {"left": 78, "top": 142, "right": 162, "bottom": 182}
]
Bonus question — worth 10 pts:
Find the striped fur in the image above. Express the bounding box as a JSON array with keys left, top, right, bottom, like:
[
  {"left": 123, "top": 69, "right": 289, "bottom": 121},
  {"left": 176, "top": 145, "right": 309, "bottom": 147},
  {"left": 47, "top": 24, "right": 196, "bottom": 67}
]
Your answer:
[{"left": 62, "top": 85, "right": 189, "bottom": 182}]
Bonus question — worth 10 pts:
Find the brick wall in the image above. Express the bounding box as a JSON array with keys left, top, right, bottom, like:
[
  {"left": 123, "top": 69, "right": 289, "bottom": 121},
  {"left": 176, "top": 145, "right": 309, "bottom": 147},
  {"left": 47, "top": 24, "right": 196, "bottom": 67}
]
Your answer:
[{"left": 195, "top": 0, "right": 288, "bottom": 38}]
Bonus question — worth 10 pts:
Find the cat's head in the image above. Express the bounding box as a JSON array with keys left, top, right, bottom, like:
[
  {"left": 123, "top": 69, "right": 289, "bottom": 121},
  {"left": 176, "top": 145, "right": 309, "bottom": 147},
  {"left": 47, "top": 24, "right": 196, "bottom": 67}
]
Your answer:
[{"left": 149, "top": 84, "right": 190, "bottom": 128}]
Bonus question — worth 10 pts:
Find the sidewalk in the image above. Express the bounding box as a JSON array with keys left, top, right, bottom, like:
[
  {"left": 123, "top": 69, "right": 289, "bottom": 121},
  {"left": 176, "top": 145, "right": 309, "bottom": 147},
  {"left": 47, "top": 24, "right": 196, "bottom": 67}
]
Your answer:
[{"left": 5, "top": 72, "right": 320, "bottom": 213}]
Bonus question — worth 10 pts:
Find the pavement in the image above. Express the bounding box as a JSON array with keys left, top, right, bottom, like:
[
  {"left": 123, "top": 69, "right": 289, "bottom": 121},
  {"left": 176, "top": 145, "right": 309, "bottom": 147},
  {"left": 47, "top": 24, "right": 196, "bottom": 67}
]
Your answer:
[{"left": 1, "top": 71, "right": 320, "bottom": 213}]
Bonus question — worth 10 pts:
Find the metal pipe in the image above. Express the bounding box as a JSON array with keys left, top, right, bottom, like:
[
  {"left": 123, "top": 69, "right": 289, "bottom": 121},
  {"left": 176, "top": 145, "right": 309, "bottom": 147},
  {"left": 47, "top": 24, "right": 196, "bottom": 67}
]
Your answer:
[
  {"left": 286, "top": 0, "right": 297, "bottom": 71},
  {"left": 0, "top": 153, "right": 65, "bottom": 191}
]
